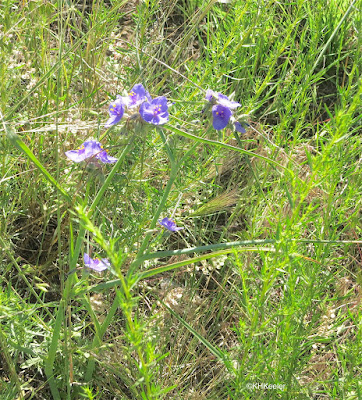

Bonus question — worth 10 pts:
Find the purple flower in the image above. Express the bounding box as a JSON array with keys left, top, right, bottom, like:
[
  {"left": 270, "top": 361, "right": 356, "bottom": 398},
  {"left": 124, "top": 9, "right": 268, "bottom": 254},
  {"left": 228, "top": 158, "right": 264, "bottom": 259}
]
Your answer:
[
  {"left": 205, "top": 89, "right": 218, "bottom": 102},
  {"left": 205, "top": 90, "right": 243, "bottom": 131},
  {"left": 234, "top": 121, "right": 248, "bottom": 134},
  {"left": 65, "top": 140, "right": 117, "bottom": 163},
  {"left": 206, "top": 90, "right": 240, "bottom": 109},
  {"left": 158, "top": 217, "right": 183, "bottom": 232},
  {"left": 217, "top": 94, "right": 241, "bottom": 110},
  {"left": 212, "top": 104, "right": 232, "bottom": 130},
  {"left": 139, "top": 96, "right": 169, "bottom": 125},
  {"left": 124, "top": 83, "right": 151, "bottom": 109},
  {"left": 105, "top": 96, "right": 125, "bottom": 128},
  {"left": 84, "top": 253, "right": 110, "bottom": 272}
]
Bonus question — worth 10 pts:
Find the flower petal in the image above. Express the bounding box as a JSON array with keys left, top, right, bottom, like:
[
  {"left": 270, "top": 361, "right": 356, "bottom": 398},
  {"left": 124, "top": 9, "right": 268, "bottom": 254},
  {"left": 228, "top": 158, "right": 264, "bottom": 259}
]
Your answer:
[
  {"left": 84, "top": 253, "right": 109, "bottom": 272},
  {"left": 156, "top": 111, "right": 169, "bottom": 125},
  {"left": 106, "top": 96, "right": 125, "bottom": 127},
  {"left": 65, "top": 149, "right": 87, "bottom": 162},
  {"left": 234, "top": 121, "right": 247, "bottom": 133},
  {"left": 91, "top": 259, "right": 109, "bottom": 272},
  {"left": 217, "top": 93, "right": 241, "bottom": 110},
  {"left": 205, "top": 89, "right": 217, "bottom": 102},
  {"left": 84, "top": 253, "right": 92, "bottom": 265},
  {"left": 105, "top": 113, "right": 123, "bottom": 128},
  {"left": 212, "top": 105, "right": 232, "bottom": 130},
  {"left": 152, "top": 96, "right": 168, "bottom": 110},
  {"left": 98, "top": 151, "right": 118, "bottom": 164},
  {"left": 139, "top": 102, "right": 154, "bottom": 123},
  {"left": 83, "top": 141, "right": 102, "bottom": 159},
  {"left": 127, "top": 84, "right": 149, "bottom": 107},
  {"left": 159, "top": 217, "right": 183, "bottom": 232}
]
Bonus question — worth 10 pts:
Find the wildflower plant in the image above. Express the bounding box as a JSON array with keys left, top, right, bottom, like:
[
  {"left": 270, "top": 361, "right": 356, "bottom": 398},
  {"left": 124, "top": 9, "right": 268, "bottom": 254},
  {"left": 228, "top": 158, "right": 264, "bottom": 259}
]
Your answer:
[
  {"left": 205, "top": 89, "right": 248, "bottom": 133},
  {"left": 65, "top": 140, "right": 117, "bottom": 164},
  {"left": 105, "top": 84, "right": 169, "bottom": 129},
  {"left": 124, "top": 83, "right": 151, "bottom": 109},
  {"left": 13, "top": 79, "right": 258, "bottom": 400},
  {"left": 83, "top": 253, "right": 110, "bottom": 272},
  {"left": 158, "top": 217, "right": 183, "bottom": 232},
  {"left": 105, "top": 96, "right": 125, "bottom": 128},
  {"left": 5, "top": 3, "right": 362, "bottom": 399},
  {"left": 55, "top": 82, "right": 180, "bottom": 399}
]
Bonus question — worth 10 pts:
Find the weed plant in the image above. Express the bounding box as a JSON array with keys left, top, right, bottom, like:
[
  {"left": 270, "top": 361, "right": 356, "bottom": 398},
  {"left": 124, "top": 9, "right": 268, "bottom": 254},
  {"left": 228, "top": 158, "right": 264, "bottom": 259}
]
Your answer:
[{"left": 0, "top": 0, "right": 361, "bottom": 399}]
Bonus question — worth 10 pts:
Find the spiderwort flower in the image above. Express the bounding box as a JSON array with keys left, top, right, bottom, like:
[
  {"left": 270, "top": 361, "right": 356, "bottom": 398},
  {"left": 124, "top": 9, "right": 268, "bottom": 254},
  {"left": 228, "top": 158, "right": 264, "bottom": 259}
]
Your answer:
[
  {"left": 65, "top": 140, "right": 117, "bottom": 163},
  {"left": 84, "top": 253, "right": 110, "bottom": 272},
  {"left": 205, "top": 89, "right": 217, "bottom": 103},
  {"left": 124, "top": 83, "right": 151, "bottom": 109},
  {"left": 105, "top": 95, "right": 125, "bottom": 128},
  {"left": 212, "top": 104, "right": 232, "bottom": 130},
  {"left": 217, "top": 94, "right": 241, "bottom": 109},
  {"left": 139, "top": 96, "right": 169, "bottom": 125},
  {"left": 158, "top": 217, "right": 183, "bottom": 232},
  {"left": 205, "top": 89, "right": 248, "bottom": 132},
  {"left": 206, "top": 89, "right": 241, "bottom": 110},
  {"left": 233, "top": 120, "right": 248, "bottom": 134}
]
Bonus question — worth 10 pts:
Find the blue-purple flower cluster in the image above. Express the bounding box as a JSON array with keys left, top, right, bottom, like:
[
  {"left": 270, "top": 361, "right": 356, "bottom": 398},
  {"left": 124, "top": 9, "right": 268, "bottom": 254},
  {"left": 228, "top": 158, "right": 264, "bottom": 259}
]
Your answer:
[
  {"left": 65, "top": 84, "right": 248, "bottom": 166},
  {"left": 205, "top": 89, "right": 248, "bottom": 133},
  {"left": 105, "top": 83, "right": 169, "bottom": 128},
  {"left": 64, "top": 84, "right": 248, "bottom": 272},
  {"left": 65, "top": 84, "right": 171, "bottom": 165}
]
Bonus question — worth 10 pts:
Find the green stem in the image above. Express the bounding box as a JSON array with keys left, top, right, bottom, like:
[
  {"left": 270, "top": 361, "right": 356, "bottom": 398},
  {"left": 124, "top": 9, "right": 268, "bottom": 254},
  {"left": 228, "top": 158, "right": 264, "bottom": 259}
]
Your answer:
[
  {"left": 310, "top": 0, "right": 357, "bottom": 78},
  {"left": 158, "top": 128, "right": 176, "bottom": 166},
  {"left": 43, "top": 136, "right": 135, "bottom": 393},
  {"left": 165, "top": 123, "right": 287, "bottom": 170},
  {"left": 133, "top": 238, "right": 277, "bottom": 270},
  {"left": 84, "top": 289, "right": 121, "bottom": 381},
  {"left": 85, "top": 128, "right": 177, "bottom": 388},
  {"left": 129, "top": 167, "right": 177, "bottom": 274},
  {"left": 76, "top": 138, "right": 136, "bottom": 381},
  {"left": 88, "top": 135, "right": 135, "bottom": 216},
  {"left": 44, "top": 300, "right": 65, "bottom": 400},
  {"left": 7, "top": 132, "right": 72, "bottom": 204},
  {"left": 128, "top": 130, "right": 179, "bottom": 276}
]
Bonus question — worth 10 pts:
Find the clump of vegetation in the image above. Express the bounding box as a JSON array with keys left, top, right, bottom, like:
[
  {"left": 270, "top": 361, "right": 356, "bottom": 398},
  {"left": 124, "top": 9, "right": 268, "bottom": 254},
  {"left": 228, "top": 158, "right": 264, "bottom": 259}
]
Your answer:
[{"left": 0, "top": 0, "right": 361, "bottom": 399}]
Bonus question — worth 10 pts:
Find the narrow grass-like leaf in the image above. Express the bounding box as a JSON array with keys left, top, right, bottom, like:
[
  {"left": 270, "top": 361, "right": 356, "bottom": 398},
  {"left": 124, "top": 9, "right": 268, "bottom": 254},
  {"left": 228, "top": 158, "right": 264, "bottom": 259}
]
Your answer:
[
  {"left": 138, "top": 247, "right": 276, "bottom": 281},
  {"left": 44, "top": 301, "right": 64, "bottom": 400},
  {"left": 7, "top": 131, "right": 71, "bottom": 203},
  {"left": 310, "top": 0, "right": 357, "bottom": 77},
  {"left": 160, "top": 298, "right": 234, "bottom": 374},
  {"left": 165, "top": 124, "right": 287, "bottom": 170}
]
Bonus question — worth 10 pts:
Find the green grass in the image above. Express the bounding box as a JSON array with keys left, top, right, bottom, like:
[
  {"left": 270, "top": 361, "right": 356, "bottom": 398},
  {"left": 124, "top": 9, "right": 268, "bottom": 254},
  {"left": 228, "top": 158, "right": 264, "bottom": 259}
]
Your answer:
[{"left": 0, "top": 0, "right": 361, "bottom": 399}]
